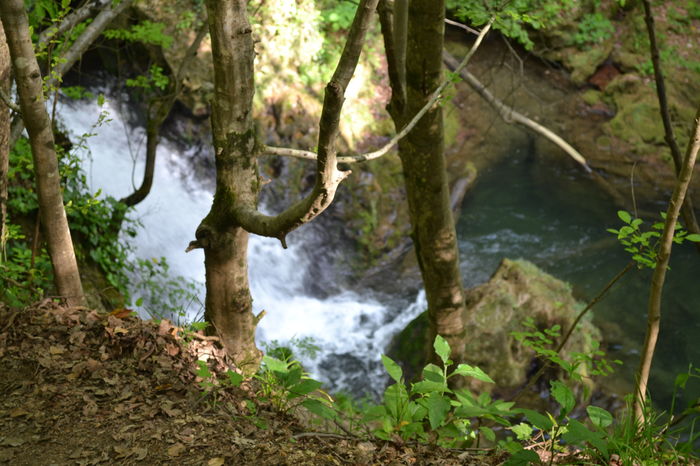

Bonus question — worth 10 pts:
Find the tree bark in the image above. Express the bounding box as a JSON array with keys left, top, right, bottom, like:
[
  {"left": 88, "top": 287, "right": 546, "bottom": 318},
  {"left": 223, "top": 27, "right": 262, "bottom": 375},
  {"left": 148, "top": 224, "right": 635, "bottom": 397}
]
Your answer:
[
  {"left": 197, "top": 0, "right": 260, "bottom": 372},
  {"left": 196, "top": 0, "right": 378, "bottom": 370},
  {"left": 634, "top": 103, "right": 700, "bottom": 422},
  {"left": 0, "top": 0, "right": 85, "bottom": 306},
  {"left": 641, "top": 0, "right": 700, "bottom": 253},
  {"left": 10, "top": 0, "right": 135, "bottom": 148},
  {"left": 380, "top": 0, "right": 467, "bottom": 358},
  {"left": 403, "top": 0, "right": 466, "bottom": 356},
  {"left": 0, "top": 21, "right": 9, "bottom": 257}
]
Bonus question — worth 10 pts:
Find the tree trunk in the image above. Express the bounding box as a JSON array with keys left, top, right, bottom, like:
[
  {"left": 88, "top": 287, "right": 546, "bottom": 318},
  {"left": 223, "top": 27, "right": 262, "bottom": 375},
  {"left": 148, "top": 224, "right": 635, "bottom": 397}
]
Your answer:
[
  {"left": 381, "top": 0, "right": 467, "bottom": 357},
  {"left": 193, "top": 0, "right": 378, "bottom": 371},
  {"left": 198, "top": 0, "right": 262, "bottom": 371},
  {"left": 0, "top": 0, "right": 85, "bottom": 306},
  {"left": 634, "top": 103, "right": 700, "bottom": 422},
  {"left": 0, "top": 21, "right": 9, "bottom": 257}
]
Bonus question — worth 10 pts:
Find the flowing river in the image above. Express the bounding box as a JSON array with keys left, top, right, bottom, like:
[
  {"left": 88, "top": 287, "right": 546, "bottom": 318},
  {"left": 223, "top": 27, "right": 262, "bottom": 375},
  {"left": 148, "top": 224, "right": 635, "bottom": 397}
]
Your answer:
[{"left": 61, "top": 97, "right": 698, "bottom": 407}]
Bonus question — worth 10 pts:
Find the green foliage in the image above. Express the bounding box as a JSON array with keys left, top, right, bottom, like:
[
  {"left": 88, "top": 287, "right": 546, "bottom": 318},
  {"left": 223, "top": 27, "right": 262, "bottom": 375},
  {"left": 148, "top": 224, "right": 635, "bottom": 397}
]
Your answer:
[
  {"left": 607, "top": 210, "right": 700, "bottom": 269},
  {"left": 573, "top": 12, "right": 614, "bottom": 47},
  {"left": 447, "top": 0, "right": 575, "bottom": 50},
  {"left": 318, "top": 0, "right": 357, "bottom": 32},
  {"left": 512, "top": 317, "right": 621, "bottom": 390},
  {"left": 131, "top": 257, "right": 203, "bottom": 325},
  {"left": 255, "top": 351, "right": 331, "bottom": 416},
  {"left": 1, "top": 104, "right": 136, "bottom": 306},
  {"left": 26, "top": 0, "right": 72, "bottom": 35},
  {"left": 103, "top": 20, "right": 173, "bottom": 48},
  {"left": 125, "top": 65, "right": 169, "bottom": 91},
  {"left": 262, "top": 336, "right": 321, "bottom": 361},
  {"left": 363, "top": 335, "right": 513, "bottom": 448}
]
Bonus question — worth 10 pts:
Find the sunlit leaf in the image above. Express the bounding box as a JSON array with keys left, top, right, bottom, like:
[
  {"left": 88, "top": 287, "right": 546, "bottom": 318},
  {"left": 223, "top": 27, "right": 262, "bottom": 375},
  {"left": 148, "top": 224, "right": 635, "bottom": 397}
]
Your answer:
[
  {"left": 451, "top": 364, "right": 494, "bottom": 383},
  {"left": 381, "top": 354, "right": 403, "bottom": 383},
  {"left": 433, "top": 335, "right": 451, "bottom": 365},
  {"left": 586, "top": 405, "right": 613, "bottom": 428}
]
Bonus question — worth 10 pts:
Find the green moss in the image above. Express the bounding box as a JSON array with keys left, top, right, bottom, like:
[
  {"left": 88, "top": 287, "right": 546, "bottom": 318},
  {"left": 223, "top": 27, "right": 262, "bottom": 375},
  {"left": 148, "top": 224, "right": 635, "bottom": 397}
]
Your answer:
[
  {"left": 567, "top": 44, "right": 613, "bottom": 85},
  {"left": 390, "top": 259, "right": 601, "bottom": 395},
  {"left": 582, "top": 89, "right": 603, "bottom": 106},
  {"left": 604, "top": 81, "right": 665, "bottom": 151}
]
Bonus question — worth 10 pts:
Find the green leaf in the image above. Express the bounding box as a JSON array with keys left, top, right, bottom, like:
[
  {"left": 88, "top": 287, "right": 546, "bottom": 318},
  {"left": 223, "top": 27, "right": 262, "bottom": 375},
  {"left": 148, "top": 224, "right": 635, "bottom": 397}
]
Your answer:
[
  {"left": 477, "top": 426, "right": 495, "bottom": 442},
  {"left": 422, "top": 363, "right": 446, "bottom": 383},
  {"left": 586, "top": 405, "right": 613, "bottom": 429},
  {"left": 288, "top": 378, "right": 323, "bottom": 399},
  {"left": 520, "top": 408, "right": 553, "bottom": 431},
  {"left": 675, "top": 372, "right": 690, "bottom": 389},
  {"left": 550, "top": 381, "right": 575, "bottom": 417},
  {"left": 504, "top": 447, "right": 541, "bottom": 465},
  {"left": 384, "top": 383, "right": 409, "bottom": 420},
  {"left": 262, "top": 355, "right": 288, "bottom": 374},
  {"left": 412, "top": 379, "right": 447, "bottom": 394},
  {"left": 433, "top": 335, "right": 451, "bottom": 365},
  {"left": 302, "top": 399, "right": 336, "bottom": 420},
  {"left": 451, "top": 364, "right": 495, "bottom": 383},
  {"left": 426, "top": 393, "right": 451, "bottom": 430},
  {"left": 686, "top": 234, "right": 700, "bottom": 242},
  {"left": 381, "top": 354, "right": 403, "bottom": 383},
  {"left": 617, "top": 210, "right": 632, "bottom": 224},
  {"left": 226, "top": 370, "right": 243, "bottom": 387},
  {"left": 562, "top": 419, "right": 609, "bottom": 457},
  {"left": 509, "top": 422, "right": 534, "bottom": 441}
]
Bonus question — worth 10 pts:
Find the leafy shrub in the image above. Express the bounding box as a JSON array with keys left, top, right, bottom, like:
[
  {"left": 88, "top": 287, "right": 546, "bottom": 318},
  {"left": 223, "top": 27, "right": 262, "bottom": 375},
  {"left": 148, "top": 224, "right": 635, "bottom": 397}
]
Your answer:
[{"left": 573, "top": 12, "right": 614, "bottom": 47}]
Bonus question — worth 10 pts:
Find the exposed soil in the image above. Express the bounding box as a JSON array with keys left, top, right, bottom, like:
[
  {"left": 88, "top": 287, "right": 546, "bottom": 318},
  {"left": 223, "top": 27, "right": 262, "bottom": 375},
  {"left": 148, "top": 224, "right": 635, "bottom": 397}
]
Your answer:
[{"left": 0, "top": 302, "right": 505, "bottom": 465}]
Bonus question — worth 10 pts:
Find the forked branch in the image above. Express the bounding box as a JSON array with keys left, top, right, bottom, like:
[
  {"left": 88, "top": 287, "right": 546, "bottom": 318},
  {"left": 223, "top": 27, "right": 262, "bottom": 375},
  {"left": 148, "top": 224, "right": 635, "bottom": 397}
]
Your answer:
[{"left": 232, "top": 0, "right": 380, "bottom": 246}]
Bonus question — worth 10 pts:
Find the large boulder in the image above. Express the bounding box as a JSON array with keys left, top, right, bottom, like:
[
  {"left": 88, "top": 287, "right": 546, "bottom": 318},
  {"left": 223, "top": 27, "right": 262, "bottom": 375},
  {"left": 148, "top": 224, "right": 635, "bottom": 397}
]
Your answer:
[{"left": 389, "top": 259, "right": 602, "bottom": 395}]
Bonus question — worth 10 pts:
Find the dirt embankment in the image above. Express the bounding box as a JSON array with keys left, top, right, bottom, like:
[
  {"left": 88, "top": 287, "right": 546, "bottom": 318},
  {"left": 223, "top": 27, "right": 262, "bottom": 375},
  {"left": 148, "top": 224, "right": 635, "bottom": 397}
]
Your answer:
[{"left": 0, "top": 302, "right": 503, "bottom": 465}]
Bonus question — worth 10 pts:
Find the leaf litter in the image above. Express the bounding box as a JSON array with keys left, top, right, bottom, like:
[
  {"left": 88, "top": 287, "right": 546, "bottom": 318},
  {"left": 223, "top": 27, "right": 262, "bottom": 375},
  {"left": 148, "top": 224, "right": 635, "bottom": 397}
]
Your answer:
[{"left": 0, "top": 300, "right": 500, "bottom": 465}]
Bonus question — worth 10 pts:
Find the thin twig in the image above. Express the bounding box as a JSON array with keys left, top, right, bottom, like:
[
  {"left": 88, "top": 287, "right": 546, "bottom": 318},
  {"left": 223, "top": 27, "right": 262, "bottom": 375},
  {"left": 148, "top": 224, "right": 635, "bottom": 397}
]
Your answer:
[
  {"left": 292, "top": 432, "right": 354, "bottom": 439},
  {"left": 262, "top": 19, "right": 494, "bottom": 165},
  {"left": 444, "top": 18, "right": 480, "bottom": 35},
  {"left": 0, "top": 87, "right": 20, "bottom": 113}
]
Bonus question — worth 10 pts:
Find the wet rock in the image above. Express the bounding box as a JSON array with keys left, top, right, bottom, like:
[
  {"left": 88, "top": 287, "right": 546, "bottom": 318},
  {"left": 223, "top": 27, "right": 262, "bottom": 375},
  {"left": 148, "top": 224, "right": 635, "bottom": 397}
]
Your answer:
[{"left": 389, "top": 259, "right": 602, "bottom": 396}]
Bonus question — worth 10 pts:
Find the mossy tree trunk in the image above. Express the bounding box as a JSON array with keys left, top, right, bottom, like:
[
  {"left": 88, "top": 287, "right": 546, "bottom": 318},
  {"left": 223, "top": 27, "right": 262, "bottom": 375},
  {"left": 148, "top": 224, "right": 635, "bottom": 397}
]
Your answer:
[
  {"left": 0, "top": 0, "right": 85, "bottom": 306},
  {"left": 193, "top": 0, "right": 378, "bottom": 372},
  {"left": 1, "top": 21, "right": 10, "bottom": 255},
  {"left": 380, "top": 0, "right": 467, "bottom": 357}
]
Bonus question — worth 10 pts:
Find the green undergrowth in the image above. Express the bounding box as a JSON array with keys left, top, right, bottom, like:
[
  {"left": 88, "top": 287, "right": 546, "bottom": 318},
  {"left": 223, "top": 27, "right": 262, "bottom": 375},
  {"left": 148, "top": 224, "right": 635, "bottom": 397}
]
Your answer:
[
  {"left": 193, "top": 333, "right": 699, "bottom": 464},
  {"left": 1, "top": 109, "right": 202, "bottom": 318}
]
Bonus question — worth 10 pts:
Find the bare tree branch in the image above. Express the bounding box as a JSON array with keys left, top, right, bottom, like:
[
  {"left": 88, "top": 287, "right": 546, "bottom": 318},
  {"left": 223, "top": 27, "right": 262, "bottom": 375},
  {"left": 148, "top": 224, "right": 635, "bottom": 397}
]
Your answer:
[
  {"left": 377, "top": 0, "right": 406, "bottom": 117},
  {"left": 641, "top": 0, "right": 700, "bottom": 251},
  {"left": 393, "top": 0, "right": 408, "bottom": 90},
  {"left": 0, "top": 86, "right": 19, "bottom": 113},
  {"left": 261, "top": 20, "right": 493, "bottom": 166},
  {"left": 445, "top": 17, "right": 479, "bottom": 35},
  {"left": 37, "top": 0, "right": 106, "bottom": 48},
  {"left": 10, "top": 0, "right": 135, "bottom": 147},
  {"left": 231, "top": 0, "right": 380, "bottom": 246},
  {"left": 113, "top": 20, "right": 208, "bottom": 227},
  {"left": 442, "top": 50, "right": 591, "bottom": 172}
]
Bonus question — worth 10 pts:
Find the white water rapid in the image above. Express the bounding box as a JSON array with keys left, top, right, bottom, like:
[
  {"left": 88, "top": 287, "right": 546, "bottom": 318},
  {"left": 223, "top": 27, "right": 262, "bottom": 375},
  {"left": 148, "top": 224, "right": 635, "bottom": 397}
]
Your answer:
[{"left": 60, "top": 97, "right": 425, "bottom": 397}]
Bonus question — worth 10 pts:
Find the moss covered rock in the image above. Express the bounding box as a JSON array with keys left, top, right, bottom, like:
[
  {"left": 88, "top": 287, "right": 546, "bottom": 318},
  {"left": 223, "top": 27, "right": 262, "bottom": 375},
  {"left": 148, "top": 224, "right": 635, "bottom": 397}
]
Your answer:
[{"left": 389, "top": 259, "right": 601, "bottom": 395}]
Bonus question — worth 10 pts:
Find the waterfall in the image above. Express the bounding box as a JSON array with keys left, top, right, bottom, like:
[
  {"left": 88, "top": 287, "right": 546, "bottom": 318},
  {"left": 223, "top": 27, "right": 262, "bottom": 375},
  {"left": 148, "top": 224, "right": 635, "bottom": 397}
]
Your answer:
[{"left": 60, "top": 97, "right": 425, "bottom": 397}]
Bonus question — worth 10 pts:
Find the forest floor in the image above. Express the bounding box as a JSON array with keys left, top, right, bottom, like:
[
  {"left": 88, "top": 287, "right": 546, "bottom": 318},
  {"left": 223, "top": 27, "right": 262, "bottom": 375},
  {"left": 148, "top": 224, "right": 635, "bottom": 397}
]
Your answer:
[{"left": 0, "top": 302, "right": 506, "bottom": 465}]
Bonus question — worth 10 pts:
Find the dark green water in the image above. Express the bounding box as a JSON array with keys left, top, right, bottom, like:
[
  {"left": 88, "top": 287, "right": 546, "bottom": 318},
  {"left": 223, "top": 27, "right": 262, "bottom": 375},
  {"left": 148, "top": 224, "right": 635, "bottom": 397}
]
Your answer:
[{"left": 456, "top": 148, "right": 700, "bottom": 410}]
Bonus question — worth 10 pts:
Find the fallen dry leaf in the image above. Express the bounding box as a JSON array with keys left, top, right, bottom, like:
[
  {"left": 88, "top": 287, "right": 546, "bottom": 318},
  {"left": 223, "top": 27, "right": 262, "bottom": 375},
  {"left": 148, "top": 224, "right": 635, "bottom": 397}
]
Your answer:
[{"left": 167, "top": 443, "right": 186, "bottom": 457}]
